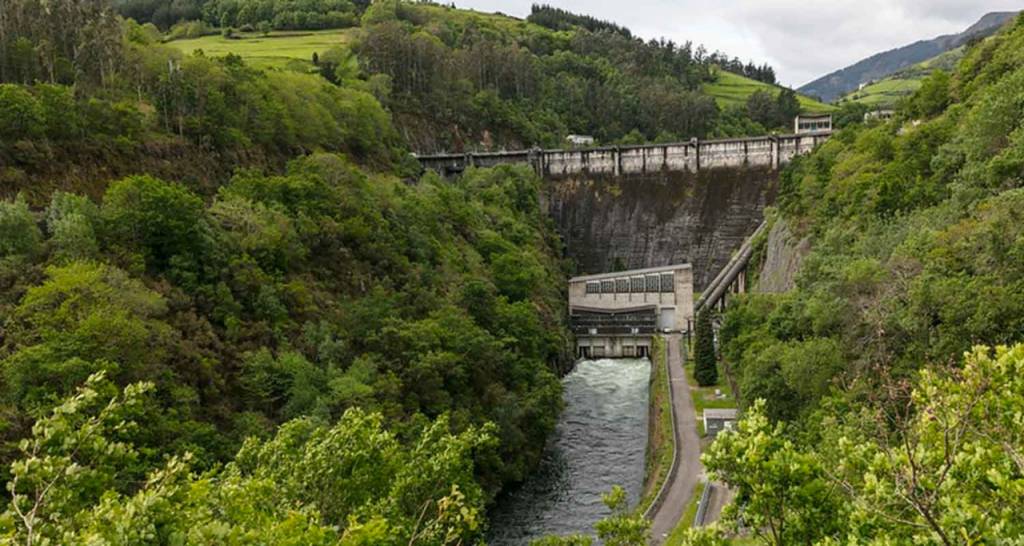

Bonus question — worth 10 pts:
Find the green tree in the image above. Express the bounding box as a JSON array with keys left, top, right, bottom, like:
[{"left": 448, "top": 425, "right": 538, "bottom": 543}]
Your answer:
[
  {"left": 823, "top": 345, "right": 1024, "bottom": 544},
  {"left": 693, "top": 310, "right": 718, "bottom": 387},
  {"left": 46, "top": 191, "right": 100, "bottom": 263},
  {"left": 101, "top": 175, "right": 210, "bottom": 277},
  {"left": 595, "top": 485, "right": 649, "bottom": 545},
  {"left": 1, "top": 374, "right": 497, "bottom": 545},
  {"left": 908, "top": 69, "right": 951, "bottom": 119},
  {"left": 0, "top": 194, "right": 42, "bottom": 258},
  {"left": 3, "top": 373, "right": 155, "bottom": 545},
  {"left": 774, "top": 88, "right": 800, "bottom": 128},
  {"left": 701, "top": 400, "right": 845, "bottom": 545},
  {"left": 0, "top": 85, "right": 44, "bottom": 140},
  {"left": 745, "top": 89, "right": 776, "bottom": 129},
  {"left": 2, "top": 262, "right": 172, "bottom": 407}
]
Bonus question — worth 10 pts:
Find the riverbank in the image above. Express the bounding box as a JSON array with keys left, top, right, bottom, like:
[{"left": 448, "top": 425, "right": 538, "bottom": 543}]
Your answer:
[{"left": 638, "top": 336, "right": 672, "bottom": 515}]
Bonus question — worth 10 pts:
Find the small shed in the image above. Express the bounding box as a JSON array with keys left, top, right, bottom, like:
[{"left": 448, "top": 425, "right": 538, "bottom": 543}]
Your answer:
[
  {"left": 566, "top": 134, "right": 595, "bottom": 147},
  {"left": 703, "top": 408, "right": 738, "bottom": 438},
  {"left": 864, "top": 110, "right": 895, "bottom": 122}
]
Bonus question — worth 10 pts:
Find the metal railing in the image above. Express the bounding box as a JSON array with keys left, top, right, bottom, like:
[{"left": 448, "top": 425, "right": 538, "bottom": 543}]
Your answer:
[{"left": 693, "top": 481, "right": 714, "bottom": 527}]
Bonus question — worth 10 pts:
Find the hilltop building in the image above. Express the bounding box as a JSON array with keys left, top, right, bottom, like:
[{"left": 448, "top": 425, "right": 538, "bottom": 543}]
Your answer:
[{"left": 794, "top": 114, "right": 832, "bottom": 134}]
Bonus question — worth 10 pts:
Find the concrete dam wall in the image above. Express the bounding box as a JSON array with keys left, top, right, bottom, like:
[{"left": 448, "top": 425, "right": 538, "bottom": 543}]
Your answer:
[
  {"left": 417, "top": 133, "right": 830, "bottom": 177},
  {"left": 544, "top": 167, "right": 779, "bottom": 291},
  {"left": 418, "top": 132, "right": 829, "bottom": 291}
]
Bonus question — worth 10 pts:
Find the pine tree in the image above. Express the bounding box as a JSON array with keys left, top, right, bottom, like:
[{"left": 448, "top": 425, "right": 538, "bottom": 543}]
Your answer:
[{"left": 694, "top": 309, "right": 718, "bottom": 386}]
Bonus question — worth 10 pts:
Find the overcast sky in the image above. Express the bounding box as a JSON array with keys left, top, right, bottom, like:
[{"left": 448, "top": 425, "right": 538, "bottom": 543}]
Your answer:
[{"left": 449, "top": 0, "right": 1021, "bottom": 87}]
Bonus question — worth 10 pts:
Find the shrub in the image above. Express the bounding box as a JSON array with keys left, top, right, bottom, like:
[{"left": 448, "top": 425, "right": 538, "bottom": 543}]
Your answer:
[{"left": 694, "top": 309, "right": 718, "bottom": 386}]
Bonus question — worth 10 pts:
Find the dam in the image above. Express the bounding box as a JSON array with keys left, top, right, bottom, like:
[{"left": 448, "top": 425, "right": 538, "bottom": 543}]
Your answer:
[{"left": 418, "top": 127, "right": 831, "bottom": 290}]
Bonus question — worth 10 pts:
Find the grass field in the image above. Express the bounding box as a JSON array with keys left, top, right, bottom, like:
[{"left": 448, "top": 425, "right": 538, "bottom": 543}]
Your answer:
[
  {"left": 684, "top": 356, "right": 738, "bottom": 436},
  {"left": 704, "top": 70, "right": 836, "bottom": 114},
  {"left": 167, "top": 29, "right": 354, "bottom": 69},
  {"left": 841, "top": 77, "right": 921, "bottom": 108},
  {"left": 837, "top": 45, "right": 966, "bottom": 108}
]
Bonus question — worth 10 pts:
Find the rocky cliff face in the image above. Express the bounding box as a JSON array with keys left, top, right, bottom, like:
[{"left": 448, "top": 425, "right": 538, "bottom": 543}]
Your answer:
[
  {"left": 756, "top": 218, "right": 811, "bottom": 294},
  {"left": 545, "top": 167, "right": 777, "bottom": 290}
]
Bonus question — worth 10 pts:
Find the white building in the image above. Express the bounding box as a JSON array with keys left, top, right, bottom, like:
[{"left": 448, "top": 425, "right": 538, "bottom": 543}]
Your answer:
[
  {"left": 566, "top": 134, "right": 595, "bottom": 147},
  {"left": 794, "top": 114, "right": 832, "bottom": 134},
  {"left": 568, "top": 264, "right": 694, "bottom": 358}
]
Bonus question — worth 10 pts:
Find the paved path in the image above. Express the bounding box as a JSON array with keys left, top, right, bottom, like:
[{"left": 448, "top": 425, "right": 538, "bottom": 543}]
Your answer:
[
  {"left": 648, "top": 335, "right": 703, "bottom": 544},
  {"left": 704, "top": 482, "right": 733, "bottom": 525}
]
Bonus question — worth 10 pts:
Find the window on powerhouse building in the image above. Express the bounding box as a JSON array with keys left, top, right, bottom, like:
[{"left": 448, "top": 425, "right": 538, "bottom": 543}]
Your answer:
[
  {"left": 601, "top": 280, "right": 615, "bottom": 293},
  {"left": 646, "top": 275, "right": 659, "bottom": 292},
  {"left": 660, "top": 273, "right": 674, "bottom": 292},
  {"left": 586, "top": 282, "right": 600, "bottom": 294},
  {"left": 617, "top": 279, "right": 630, "bottom": 293},
  {"left": 631, "top": 277, "right": 644, "bottom": 293}
]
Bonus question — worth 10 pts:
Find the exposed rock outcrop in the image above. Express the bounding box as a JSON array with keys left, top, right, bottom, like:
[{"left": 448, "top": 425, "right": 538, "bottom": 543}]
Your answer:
[{"left": 756, "top": 218, "right": 811, "bottom": 294}]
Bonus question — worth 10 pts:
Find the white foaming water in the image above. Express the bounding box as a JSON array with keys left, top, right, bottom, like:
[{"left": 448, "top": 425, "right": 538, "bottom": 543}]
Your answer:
[{"left": 487, "top": 358, "right": 651, "bottom": 545}]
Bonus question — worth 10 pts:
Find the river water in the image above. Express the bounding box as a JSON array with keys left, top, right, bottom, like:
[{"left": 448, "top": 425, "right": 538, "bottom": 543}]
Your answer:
[{"left": 487, "top": 358, "right": 652, "bottom": 545}]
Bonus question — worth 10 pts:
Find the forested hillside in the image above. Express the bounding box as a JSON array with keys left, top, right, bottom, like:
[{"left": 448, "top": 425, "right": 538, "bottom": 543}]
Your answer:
[
  {"left": 1, "top": 0, "right": 827, "bottom": 196},
  {"left": 145, "top": 0, "right": 822, "bottom": 152},
  {"left": 0, "top": 0, "right": 597, "bottom": 542},
  {"left": 0, "top": 5, "right": 408, "bottom": 200},
  {"left": 0, "top": 154, "right": 571, "bottom": 543},
  {"left": 683, "top": 13, "right": 1024, "bottom": 545}
]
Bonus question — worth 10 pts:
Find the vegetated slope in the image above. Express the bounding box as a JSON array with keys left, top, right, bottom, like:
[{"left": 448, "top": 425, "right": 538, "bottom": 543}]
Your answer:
[
  {"left": 0, "top": 19, "right": 410, "bottom": 202},
  {"left": 0, "top": 0, "right": 577, "bottom": 542},
  {"left": 799, "top": 10, "right": 1017, "bottom": 102},
  {"left": 684, "top": 13, "right": 1024, "bottom": 545},
  {"left": 162, "top": 2, "right": 817, "bottom": 153},
  {"left": 704, "top": 69, "right": 834, "bottom": 114},
  {"left": 838, "top": 45, "right": 970, "bottom": 108},
  {"left": 0, "top": 161, "right": 570, "bottom": 543},
  {"left": 167, "top": 28, "right": 834, "bottom": 141}
]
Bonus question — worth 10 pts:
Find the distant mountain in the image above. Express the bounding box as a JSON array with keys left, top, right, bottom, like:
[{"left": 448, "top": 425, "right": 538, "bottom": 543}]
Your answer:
[{"left": 799, "top": 11, "right": 1018, "bottom": 102}]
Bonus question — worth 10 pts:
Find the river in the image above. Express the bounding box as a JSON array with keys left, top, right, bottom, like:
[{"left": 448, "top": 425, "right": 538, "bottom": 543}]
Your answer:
[{"left": 487, "top": 358, "right": 652, "bottom": 544}]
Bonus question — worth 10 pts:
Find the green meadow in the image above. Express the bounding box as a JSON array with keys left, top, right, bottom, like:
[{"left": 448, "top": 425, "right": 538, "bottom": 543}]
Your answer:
[
  {"left": 704, "top": 69, "right": 835, "bottom": 114},
  {"left": 167, "top": 29, "right": 354, "bottom": 69}
]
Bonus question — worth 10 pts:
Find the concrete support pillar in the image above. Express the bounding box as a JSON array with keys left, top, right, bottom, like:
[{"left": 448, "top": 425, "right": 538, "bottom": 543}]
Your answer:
[
  {"left": 614, "top": 146, "right": 622, "bottom": 176},
  {"left": 692, "top": 138, "right": 701, "bottom": 171},
  {"left": 771, "top": 136, "right": 779, "bottom": 170}
]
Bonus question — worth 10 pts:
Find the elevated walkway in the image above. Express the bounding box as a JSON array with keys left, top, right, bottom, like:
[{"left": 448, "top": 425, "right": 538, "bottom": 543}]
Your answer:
[{"left": 417, "top": 132, "right": 831, "bottom": 178}]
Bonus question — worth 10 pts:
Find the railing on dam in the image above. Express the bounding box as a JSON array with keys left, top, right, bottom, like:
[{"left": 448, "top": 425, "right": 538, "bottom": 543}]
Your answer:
[{"left": 416, "top": 131, "right": 831, "bottom": 177}]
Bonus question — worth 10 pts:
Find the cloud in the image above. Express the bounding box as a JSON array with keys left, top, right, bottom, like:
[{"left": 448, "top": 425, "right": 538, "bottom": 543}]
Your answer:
[{"left": 452, "top": 0, "right": 1020, "bottom": 87}]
